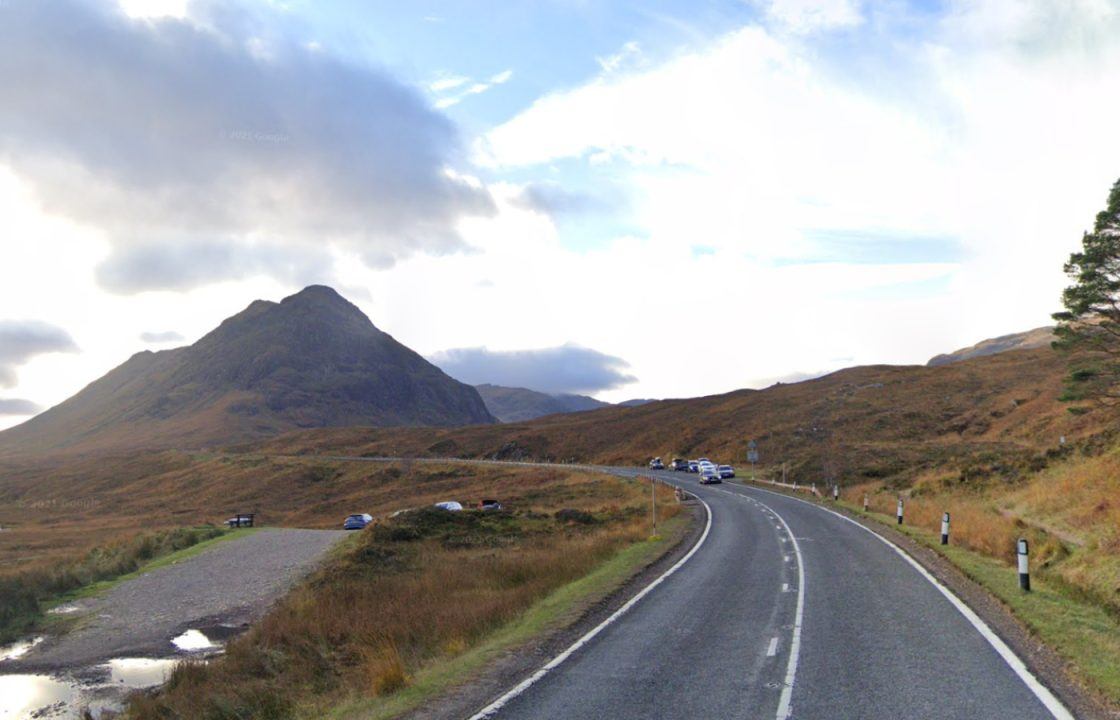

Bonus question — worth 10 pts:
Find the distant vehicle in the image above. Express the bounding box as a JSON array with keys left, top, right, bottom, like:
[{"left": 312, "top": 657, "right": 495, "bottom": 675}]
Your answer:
[
  {"left": 718, "top": 465, "right": 735, "bottom": 479},
  {"left": 343, "top": 513, "right": 373, "bottom": 530},
  {"left": 671, "top": 458, "right": 689, "bottom": 471},
  {"left": 434, "top": 501, "right": 463, "bottom": 512},
  {"left": 479, "top": 499, "right": 503, "bottom": 511},
  {"left": 699, "top": 467, "right": 722, "bottom": 484},
  {"left": 649, "top": 457, "right": 664, "bottom": 470},
  {"left": 687, "top": 461, "right": 699, "bottom": 473},
  {"left": 699, "top": 460, "right": 715, "bottom": 473},
  {"left": 698, "top": 458, "right": 710, "bottom": 464}
]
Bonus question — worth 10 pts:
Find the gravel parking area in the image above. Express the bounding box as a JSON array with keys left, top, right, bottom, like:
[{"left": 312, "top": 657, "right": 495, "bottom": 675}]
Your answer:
[{"left": 3, "top": 528, "right": 346, "bottom": 672}]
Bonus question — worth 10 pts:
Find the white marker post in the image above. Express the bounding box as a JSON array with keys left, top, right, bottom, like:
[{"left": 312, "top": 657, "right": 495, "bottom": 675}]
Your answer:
[
  {"left": 863, "top": 494, "right": 869, "bottom": 512},
  {"left": 896, "top": 498, "right": 904, "bottom": 525},
  {"left": 1018, "top": 538, "right": 1030, "bottom": 592},
  {"left": 833, "top": 484, "right": 839, "bottom": 502},
  {"left": 941, "top": 512, "right": 950, "bottom": 545}
]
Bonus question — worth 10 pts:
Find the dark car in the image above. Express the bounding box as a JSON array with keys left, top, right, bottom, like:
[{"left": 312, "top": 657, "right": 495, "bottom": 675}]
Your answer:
[
  {"left": 343, "top": 513, "right": 373, "bottom": 530},
  {"left": 687, "top": 460, "right": 699, "bottom": 473},
  {"left": 671, "top": 458, "right": 689, "bottom": 471},
  {"left": 718, "top": 465, "right": 735, "bottom": 479}
]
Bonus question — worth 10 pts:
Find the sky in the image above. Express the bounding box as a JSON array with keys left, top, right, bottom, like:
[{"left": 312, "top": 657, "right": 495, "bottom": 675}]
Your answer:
[{"left": 3, "top": 0, "right": 1120, "bottom": 430}]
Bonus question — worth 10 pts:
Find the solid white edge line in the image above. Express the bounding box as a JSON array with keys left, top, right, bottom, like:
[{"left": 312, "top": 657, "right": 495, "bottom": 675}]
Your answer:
[
  {"left": 466, "top": 495, "right": 714, "bottom": 720},
  {"left": 742, "top": 484, "right": 1076, "bottom": 720},
  {"left": 756, "top": 498, "right": 806, "bottom": 720}
]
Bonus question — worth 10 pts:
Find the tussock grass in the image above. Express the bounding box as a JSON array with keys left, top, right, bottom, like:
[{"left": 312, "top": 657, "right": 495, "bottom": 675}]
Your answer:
[
  {"left": 0, "top": 525, "right": 225, "bottom": 644},
  {"left": 128, "top": 471, "right": 680, "bottom": 719}
]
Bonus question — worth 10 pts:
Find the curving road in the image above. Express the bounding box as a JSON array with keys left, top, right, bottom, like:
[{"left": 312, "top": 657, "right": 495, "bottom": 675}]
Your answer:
[{"left": 470, "top": 467, "right": 1073, "bottom": 720}]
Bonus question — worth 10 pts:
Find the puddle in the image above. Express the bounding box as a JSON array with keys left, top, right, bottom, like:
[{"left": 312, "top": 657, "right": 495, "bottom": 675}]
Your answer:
[
  {"left": 1, "top": 657, "right": 185, "bottom": 719},
  {"left": 0, "top": 637, "right": 44, "bottom": 663},
  {"left": 171, "top": 629, "right": 214, "bottom": 652},
  {"left": 106, "top": 657, "right": 176, "bottom": 687},
  {"left": 0, "top": 673, "right": 76, "bottom": 718}
]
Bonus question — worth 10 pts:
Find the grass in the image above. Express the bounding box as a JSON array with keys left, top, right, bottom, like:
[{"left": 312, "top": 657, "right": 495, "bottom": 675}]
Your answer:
[
  {"left": 0, "top": 524, "right": 227, "bottom": 644},
  {"left": 127, "top": 468, "right": 684, "bottom": 720}
]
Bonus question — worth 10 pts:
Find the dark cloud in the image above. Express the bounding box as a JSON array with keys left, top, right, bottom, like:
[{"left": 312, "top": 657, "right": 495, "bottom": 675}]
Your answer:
[
  {"left": 0, "top": 0, "right": 494, "bottom": 294},
  {"left": 512, "top": 182, "right": 610, "bottom": 217},
  {"left": 0, "top": 321, "right": 79, "bottom": 388},
  {"left": 429, "top": 344, "right": 637, "bottom": 395},
  {"left": 0, "top": 398, "right": 42, "bottom": 416},
  {"left": 139, "top": 330, "right": 186, "bottom": 344}
]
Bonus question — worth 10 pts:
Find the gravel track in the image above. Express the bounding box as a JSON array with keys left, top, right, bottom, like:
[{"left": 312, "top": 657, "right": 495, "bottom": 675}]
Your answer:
[{"left": 3, "top": 528, "right": 346, "bottom": 672}]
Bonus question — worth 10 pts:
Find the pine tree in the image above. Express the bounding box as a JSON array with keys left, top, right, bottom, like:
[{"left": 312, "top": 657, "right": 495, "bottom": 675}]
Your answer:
[{"left": 1053, "top": 177, "right": 1120, "bottom": 406}]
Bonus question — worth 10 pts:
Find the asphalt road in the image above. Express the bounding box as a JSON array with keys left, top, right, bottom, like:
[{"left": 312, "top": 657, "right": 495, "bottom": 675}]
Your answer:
[{"left": 473, "top": 468, "right": 1071, "bottom": 720}]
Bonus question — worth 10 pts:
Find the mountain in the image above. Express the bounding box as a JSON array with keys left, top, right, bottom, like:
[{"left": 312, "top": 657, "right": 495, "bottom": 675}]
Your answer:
[
  {"left": 927, "top": 326, "right": 1055, "bottom": 366},
  {"left": 474, "top": 384, "right": 609, "bottom": 423},
  {"left": 261, "top": 345, "right": 1107, "bottom": 486},
  {"left": 0, "top": 286, "right": 494, "bottom": 457},
  {"left": 618, "top": 398, "right": 657, "bottom": 407}
]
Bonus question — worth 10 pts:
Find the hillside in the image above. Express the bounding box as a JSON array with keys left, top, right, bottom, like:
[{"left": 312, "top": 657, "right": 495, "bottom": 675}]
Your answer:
[
  {"left": 928, "top": 326, "right": 1055, "bottom": 366},
  {"left": 0, "top": 286, "right": 493, "bottom": 457},
  {"left": 259, "top": 346, "right": 1109, "bottom": 487},
  {"left": 474, "top": 383, "right": 609, "bottom": 422}
]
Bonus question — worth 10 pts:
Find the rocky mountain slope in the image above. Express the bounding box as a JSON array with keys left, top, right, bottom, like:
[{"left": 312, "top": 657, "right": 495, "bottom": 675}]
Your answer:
[
  {"left": 474, "top": 384, "right": 609, "bottom": 422},
  {"left": 0, "top": 286, "right": 494, "bottom": 457},
  {"left": 928, "top": 326, "right": 1055, "bottom": 366}
]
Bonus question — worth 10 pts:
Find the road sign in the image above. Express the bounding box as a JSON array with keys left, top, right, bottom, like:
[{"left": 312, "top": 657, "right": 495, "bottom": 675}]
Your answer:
[
  {"left": 748, "top": 439, "right": 758, "bottom": 450},
  {"left": 747, "top": 450, "right": 759, "bottom": 464}
]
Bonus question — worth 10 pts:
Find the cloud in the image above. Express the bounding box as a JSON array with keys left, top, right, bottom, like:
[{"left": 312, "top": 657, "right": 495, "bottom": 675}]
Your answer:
[
  {"left": 429, "top": 344, "right": 637, "bottom": 395},
  {"left": 757, "top": 0, "right": 864, "bottom": 34},
  {"left": 0, "top": 398, "right": 41, "bottom": 416},
  {"left": 139, "top": 330, "right": 185, "bottom": 343},
  {"left": 432, "top": 68, "right": 514, "bottom": 108},
  {"left": 511, "top": 182, "right": 610, "bottom": 217},
  {"left": 0, "top": 320, "right": 79, "bottom": 387},
  {"left": 0, "top": 0, "right": 494, "bottom": 294}
]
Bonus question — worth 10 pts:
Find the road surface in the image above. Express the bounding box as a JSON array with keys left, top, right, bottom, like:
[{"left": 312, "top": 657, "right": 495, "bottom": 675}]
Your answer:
[{"left": 473, "top": 467, "right": 1071, "bottom": 720}]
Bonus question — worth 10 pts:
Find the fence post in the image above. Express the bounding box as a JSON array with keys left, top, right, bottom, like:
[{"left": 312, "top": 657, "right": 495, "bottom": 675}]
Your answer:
[
  {"left": 896, "top": 498, "right": 904, "bottom": 525},
  {"left": 941, "top": 512, "right": 950, "bottom": 545},
  {"left": 1018, "top": 538, "right": 1030, "bottom": 592}
]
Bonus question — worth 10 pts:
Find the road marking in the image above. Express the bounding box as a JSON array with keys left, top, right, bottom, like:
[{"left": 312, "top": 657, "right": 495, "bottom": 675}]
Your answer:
[
  {"left": 782, "top": 583, "right": 789, "bottom": 592},
  {"left": 767, "top": 637, "right": 780, "bottom": 657},
  {"left": 466, "top": 496, "right": 715, "bottom": 720},
  {"left": 754, "top": 498, "right": 806, "bottom": 720},
  {"left": 742, "top": 484, "right": 1076, "bottom": 720}
]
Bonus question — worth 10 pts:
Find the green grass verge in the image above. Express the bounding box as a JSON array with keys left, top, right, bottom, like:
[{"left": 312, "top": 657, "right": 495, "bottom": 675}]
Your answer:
[
  {"left": 847, "top": 502, "right": 1120, "bottom": 706},
  {"left": 318, "top": 515, "right": 690, "bottom": 720}
]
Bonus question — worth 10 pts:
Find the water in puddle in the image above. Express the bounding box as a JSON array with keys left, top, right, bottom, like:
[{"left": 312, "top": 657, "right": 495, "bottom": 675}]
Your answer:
[
  {"left": 0, "top": 637, "right": 43, "bottom": 662},
  {"left": 0, "top": 673, "right": 77, "bottom": 718},
  {"left": 106, "top": 657, "right": 176, "bottom": 687},
  {"left": 171, "top": 629, "right": 214, "bottom": 652}
]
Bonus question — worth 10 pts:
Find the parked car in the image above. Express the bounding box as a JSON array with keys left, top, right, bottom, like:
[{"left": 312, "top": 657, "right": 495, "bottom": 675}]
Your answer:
[
  {"left": 343, "top": 513, "right": 373, "bottom": 530},
  {"left": 671, "top": 458, "right": 689, "bottom": 471},
  {"left": 649, "top": 457, "right": 664, "bottom": 470},
  {"left": 699, "top": 467, "right": 722, "bottom": 484},
  {"left": 479, "top": 499, "right": 503, "bottom": 511},
  {"left": 687, "top": 460, "right": 699, "bottom": 473},
  {"left": 718, "top": 465, "right": 735, "bottom": 479},
  {"left": 434, "top": 501, "right": 463, "bottom": 512}
]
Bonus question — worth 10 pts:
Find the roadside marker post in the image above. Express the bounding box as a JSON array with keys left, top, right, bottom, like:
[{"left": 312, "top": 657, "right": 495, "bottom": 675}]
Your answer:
[
  {"left": 896, "top": 498, "right": 904, "bottom": 525},
  {"left": 941, "top": 512, "right": 951, "bottom": 545},
  {"left": 863, "top": 494, "right": 869, "bottom": 512},
  {"left": 1018, "top": 539, "right": 1031, "bottom": 592},
  {"left": 833, "top": 484, "right": 839, "bottom": 502}
]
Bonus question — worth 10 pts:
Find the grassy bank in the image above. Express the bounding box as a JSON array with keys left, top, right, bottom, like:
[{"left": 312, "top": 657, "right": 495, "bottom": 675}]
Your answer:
[
  {"left": 0, "top": 524, "right": 226, "bottom": 644},
  {"left": 128, "top": 471, "right": 684, "bottom": 720}
]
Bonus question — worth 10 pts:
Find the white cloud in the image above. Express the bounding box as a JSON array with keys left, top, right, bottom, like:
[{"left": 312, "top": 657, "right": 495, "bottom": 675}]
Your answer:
[{"left": 758, "top": 0, "right": 864, "bottom": 34}]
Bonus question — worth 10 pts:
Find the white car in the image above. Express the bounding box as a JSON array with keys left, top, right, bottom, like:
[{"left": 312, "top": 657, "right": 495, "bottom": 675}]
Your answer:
[{"left": 434, "top": 501, "right": 463, "bottom": 512}]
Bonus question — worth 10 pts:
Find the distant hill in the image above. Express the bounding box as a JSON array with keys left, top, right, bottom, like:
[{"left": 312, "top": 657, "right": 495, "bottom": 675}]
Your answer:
[
  {"left": 928, "top": 327, "right": 1055, "bottom": 366},
  {"left": 474, "top": 384, "right": 609, "bottom": 423},
  {"left": 261, "top": 346, "right": 1106, "bottom": 487},
  {"left": 618, "top": 398, "right": 656, "bottom": 407},
  {"left": 0, "top": 286, "right": 494, "bottom": 457}
]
